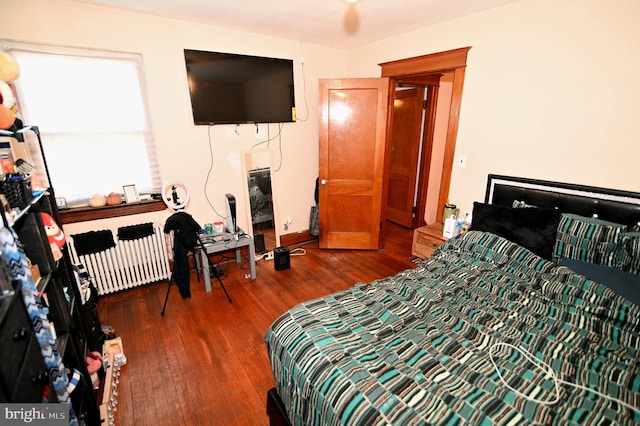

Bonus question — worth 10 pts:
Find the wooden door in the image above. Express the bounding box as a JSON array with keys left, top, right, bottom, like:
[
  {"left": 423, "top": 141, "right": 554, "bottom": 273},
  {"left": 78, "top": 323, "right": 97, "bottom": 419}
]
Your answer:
[
  {"left": 318, "top": 78, "right": 390, "bottom": 249},
  {"left": 386, "top": 86, "right": 424, "bottom": 228}
]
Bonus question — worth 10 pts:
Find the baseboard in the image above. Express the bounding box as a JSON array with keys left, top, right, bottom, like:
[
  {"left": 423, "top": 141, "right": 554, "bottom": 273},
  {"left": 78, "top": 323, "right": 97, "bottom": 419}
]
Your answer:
[{"left": 280, "top": 229, "right": 317, "bottom": 247}]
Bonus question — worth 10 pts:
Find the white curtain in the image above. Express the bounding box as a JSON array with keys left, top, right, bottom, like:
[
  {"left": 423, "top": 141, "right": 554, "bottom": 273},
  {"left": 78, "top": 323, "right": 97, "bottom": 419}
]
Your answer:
[{"left": 8, "top": 44, "right": 161, "bottom": 203}]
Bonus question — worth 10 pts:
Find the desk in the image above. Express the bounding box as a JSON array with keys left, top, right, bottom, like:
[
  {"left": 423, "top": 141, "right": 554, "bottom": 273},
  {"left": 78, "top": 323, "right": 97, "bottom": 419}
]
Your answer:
[{"left": 199, "top": 231, "right": 256, "bottom": 292}]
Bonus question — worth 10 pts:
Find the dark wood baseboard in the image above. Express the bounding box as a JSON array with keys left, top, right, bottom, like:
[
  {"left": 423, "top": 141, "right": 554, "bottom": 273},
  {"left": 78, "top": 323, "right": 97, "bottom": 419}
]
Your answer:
[{"left": 280, "top": 229, "right": 317, "bottom": 247}]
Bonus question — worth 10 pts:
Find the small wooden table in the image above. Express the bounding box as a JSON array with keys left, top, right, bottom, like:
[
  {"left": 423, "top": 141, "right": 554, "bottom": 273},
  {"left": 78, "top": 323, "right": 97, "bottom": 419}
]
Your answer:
[{"left": 411, "top": 223, "right": 447, "bottom": 259}]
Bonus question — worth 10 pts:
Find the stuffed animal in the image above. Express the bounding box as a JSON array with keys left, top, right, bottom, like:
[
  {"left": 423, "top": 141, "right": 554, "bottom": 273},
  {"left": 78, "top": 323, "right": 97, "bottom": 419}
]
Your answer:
[
  {"left": 40, "top": 212, "right": 65, "bottom": 262},
  {"left": 0, "top": 51, "right": 20, "bottom": 130},
  {"left": 0, "top": 103, "right": 14, "bottom": 129},
  {"left": 0, "top": 52, "right": 20, "bottom": 81},
  {"left": 41, "top": 212, "right": 66, "bottom": 249}
]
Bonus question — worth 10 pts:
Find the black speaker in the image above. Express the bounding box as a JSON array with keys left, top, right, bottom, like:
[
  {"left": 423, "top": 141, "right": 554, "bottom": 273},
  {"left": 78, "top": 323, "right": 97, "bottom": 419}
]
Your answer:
[
  {"left": 274, "top": 246, "right": 290, "bottom": 271},
  {"left": 225, "top": 193, "right": 237, "bottom": 234},
  {"left": 254, "top": 234, "right": 266, "bottom": 254}
]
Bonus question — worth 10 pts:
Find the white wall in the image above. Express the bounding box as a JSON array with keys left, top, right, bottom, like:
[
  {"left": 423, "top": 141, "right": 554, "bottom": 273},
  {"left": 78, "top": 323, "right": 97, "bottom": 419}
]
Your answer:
[
  {"left": 347, "top": 0, "right": 640, "bottom": 214},
  {"left": 2, "top": 0, "right": 639, "bottom": 236},
  {"left": 0, "top": 0, "right": 347, "bottom": 236}
]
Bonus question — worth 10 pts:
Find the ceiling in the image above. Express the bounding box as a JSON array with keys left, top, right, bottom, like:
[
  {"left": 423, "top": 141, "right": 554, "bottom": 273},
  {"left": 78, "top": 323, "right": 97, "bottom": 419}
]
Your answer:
[{"left": 69, "top": 0, "right": 521, "bottom": 49}]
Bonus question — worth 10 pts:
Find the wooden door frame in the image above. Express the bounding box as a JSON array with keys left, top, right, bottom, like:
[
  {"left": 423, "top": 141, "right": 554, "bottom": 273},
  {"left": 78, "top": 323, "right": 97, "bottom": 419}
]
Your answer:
[
  {"left": 379, "top": 47, "right": 471, "bottom": 226},
  {"left": 414, "top": 84, "right": 438, "bottom": 228}
]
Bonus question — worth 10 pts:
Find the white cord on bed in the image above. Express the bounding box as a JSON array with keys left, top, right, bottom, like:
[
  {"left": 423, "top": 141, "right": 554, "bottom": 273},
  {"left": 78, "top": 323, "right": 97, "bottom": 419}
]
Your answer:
[{"left": 489, "top": 342, "right": 640, "bottom": 414}]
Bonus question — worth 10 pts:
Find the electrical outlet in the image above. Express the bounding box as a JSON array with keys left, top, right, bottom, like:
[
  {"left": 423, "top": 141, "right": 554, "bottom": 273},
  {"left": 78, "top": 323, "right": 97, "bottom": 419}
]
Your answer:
[{"left": 264, "top": 251, "right": 274, "bottom": 260}]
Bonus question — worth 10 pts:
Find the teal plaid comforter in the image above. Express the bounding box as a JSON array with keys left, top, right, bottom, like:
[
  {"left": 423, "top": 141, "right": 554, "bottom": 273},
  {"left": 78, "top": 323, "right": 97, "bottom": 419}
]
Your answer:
[{"left": 265, "top": 231, "right": 640, "bottom": 425}]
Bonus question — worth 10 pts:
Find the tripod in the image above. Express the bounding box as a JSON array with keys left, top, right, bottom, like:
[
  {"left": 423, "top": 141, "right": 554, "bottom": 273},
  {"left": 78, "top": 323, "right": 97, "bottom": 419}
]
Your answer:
[
  {"left": 159, "top": 183, "right": 232, "bottom": 316},
  {"left": 161, "top": 241, "right": 232, "bottom": 316}
]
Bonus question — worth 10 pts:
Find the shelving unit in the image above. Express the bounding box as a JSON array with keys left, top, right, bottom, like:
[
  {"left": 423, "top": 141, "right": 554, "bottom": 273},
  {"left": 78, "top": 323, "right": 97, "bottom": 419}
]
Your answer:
[
  {"left": 0, "top": 125, "right": 102, "bottom": 424},
  {"left": 0, "top": 283, "right": 48, "bottom": 402}
]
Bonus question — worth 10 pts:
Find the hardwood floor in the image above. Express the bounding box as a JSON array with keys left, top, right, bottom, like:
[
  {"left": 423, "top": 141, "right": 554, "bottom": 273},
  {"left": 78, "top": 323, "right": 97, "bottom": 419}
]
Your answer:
[{"left": 97, "top": 222, "right": 416, "bottom": 426}]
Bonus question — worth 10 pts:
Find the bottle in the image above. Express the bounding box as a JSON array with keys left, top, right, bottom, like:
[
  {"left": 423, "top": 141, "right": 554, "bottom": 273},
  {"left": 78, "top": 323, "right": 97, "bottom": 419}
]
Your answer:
[
  {"left": 455, "top": 214, "right": 464, "bottom": 236},
  {"left": 442, "top": 203, "right": 458, "bottom": 224},
  {"left": 460, "top": 212, "right": 470, "bottom": 234},
  {"left": 443, "top": 214, "right": 457, "bottom": 238}
]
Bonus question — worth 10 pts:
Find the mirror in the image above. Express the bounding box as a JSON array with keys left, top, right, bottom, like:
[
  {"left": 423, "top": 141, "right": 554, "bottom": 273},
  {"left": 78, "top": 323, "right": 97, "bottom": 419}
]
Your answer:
[{"left": 240, "top": 149, "right": 281, "bottom": 251}]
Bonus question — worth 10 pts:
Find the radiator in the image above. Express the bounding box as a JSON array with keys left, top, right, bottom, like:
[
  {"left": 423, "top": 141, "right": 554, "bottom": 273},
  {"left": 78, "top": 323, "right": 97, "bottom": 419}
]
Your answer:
[{"left": 67, "top": 223, "right": 171, "bottom": 295}]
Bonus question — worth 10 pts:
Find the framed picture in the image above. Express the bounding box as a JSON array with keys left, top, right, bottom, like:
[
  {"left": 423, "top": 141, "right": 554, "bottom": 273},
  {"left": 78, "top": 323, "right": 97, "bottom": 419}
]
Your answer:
[
  {"left": 123, "top": 184, "right": 140, "bottom": 203},
  {"left": 55, "top": 197, "right": 68, "bottom": 210}
]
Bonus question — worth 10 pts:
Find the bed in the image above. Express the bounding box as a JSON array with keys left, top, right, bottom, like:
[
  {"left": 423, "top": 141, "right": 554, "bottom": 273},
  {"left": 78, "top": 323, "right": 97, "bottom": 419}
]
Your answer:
[{"left": 264, "top": 175, "right": 640, "bottom": 425}]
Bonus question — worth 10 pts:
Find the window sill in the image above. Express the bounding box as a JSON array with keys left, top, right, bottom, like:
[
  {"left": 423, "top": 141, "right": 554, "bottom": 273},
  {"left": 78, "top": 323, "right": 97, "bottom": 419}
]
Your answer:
[{"left": 59, "top": 199, "right": 166, "bottom": 224}]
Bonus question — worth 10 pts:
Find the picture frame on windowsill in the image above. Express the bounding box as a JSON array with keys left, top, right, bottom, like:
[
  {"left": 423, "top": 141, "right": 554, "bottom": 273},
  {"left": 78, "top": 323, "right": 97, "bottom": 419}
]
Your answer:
[{"left": 123, "top": 184, "right": 140, "bottom": 203}]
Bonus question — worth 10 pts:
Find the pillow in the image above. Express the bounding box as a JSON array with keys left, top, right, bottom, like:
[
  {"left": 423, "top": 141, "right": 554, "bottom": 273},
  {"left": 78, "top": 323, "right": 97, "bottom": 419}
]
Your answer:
[
  {"left": 470, "top": 202, "right": 561, "bottom": 259},
  {"left": 558, "top": 258, "right": 640, "bottom": 306},
  {"left": 617, "top": 232, "right": 640, "bottom": 274},
  {"left": 554, "top": 214, "right": 625, "bottom": 267}
]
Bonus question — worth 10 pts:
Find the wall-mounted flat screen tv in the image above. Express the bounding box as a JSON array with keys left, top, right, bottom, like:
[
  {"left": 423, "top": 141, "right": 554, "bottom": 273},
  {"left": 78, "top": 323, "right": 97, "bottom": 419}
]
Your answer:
[{"left": 184, "top": 49, "right": 296, "bottom": 125}]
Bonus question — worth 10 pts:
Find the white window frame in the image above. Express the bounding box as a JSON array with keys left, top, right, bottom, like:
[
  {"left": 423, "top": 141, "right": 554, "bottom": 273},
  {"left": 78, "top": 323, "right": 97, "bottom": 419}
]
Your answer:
[{"left": 6, "top": 42, "right": 161, "bottom": 204}]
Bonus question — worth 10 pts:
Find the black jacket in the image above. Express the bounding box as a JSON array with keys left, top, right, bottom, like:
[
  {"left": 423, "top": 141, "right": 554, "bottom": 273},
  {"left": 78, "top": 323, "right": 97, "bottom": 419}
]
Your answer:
[
  {"left": 163, "top": 211, "right": 201, "bottom": 250},
  {"left": 163, "top": 211, "right": 201, "bottom": 299}
]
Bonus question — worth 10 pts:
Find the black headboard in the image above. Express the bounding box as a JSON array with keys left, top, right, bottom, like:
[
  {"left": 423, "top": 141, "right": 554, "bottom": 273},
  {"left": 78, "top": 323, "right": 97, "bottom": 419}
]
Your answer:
[{"left": 485, "top": 174, "right": 640, "bottom": 229}]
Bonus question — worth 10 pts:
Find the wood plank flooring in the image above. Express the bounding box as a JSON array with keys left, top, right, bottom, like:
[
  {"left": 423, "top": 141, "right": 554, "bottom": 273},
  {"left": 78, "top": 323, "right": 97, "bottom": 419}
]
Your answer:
[{"left": 97, "top": 222, "right": 416, "bottom": 426}]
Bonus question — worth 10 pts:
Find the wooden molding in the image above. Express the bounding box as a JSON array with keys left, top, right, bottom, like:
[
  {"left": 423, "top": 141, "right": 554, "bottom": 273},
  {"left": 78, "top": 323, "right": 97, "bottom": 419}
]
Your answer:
[
  {"left": 59, "top": 199, "right": 166, "bottom": 224},
  {"left": 436, "top": 67, "right": 467, "bottom": 223},
  {"left": 280, "top": 230, "right": 317, "bottom": 247},
  {"left": 379, "top": 47, "right": 471, "bottom": 226},
  {"left": 379, "top": 47, "right": 471, "bottom": 77}
]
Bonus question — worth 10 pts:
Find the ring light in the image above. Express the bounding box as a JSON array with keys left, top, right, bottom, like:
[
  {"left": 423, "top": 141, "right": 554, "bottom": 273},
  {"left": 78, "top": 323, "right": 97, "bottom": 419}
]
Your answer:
[{"left": 162, "top": 179, "right": 190, "bottom": 211}]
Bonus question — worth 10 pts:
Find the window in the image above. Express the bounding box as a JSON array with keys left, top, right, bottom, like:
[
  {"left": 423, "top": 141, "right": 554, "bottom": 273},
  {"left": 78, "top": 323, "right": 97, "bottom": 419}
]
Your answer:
[{"left": 8, "top": 44, "right": 161, "bottom": 204}]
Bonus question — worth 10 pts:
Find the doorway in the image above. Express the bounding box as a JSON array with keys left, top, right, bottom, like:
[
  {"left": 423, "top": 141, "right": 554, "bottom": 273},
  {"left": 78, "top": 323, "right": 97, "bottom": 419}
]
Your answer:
[
  {"left": 380, "top": 47, "right": 470, "bottom": 228},
  {"left": 385, "top": 85, "right": 426, "bottom": 228},
  {"left": 387, "top": 71, "right": 455, "bottom": 228},
  {"left": 317, "top": 47, "right": 470, "bottom": 250}
]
